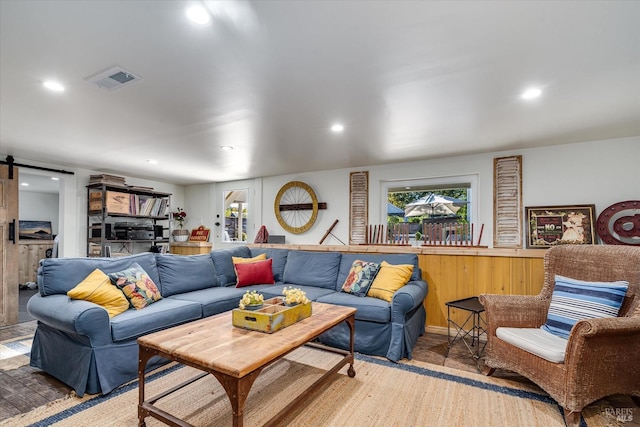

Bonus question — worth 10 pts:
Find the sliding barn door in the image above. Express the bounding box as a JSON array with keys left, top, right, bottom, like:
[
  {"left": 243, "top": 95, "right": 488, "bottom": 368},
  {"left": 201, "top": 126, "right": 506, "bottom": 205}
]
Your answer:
[{"left": 0, "top": 164, "right": 19, "bottom": 326}]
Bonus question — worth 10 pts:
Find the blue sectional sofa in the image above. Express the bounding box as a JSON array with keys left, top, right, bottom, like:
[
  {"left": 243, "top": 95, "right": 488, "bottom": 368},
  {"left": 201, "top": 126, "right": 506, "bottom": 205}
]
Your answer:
[{"left": 27, "top": 246, "right": 428, "bottom": 396}]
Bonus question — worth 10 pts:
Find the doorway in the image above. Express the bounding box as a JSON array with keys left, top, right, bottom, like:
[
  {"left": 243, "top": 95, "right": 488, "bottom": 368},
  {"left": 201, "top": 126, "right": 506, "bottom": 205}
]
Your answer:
[{"left": 17, "top": 172, "right": 60, "bottom": 323}]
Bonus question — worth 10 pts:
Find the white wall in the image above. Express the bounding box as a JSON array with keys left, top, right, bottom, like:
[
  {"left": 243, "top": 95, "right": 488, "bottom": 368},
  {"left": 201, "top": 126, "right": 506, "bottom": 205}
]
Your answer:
[
  {"left": 11, "top": 135, "right": 638, "bottom": 255},
  {"left": 191, "top": 136, "right": 640, "bottom": 247},
  {"left": 19, "top": 191, "right": 60, "bottom": 235}
]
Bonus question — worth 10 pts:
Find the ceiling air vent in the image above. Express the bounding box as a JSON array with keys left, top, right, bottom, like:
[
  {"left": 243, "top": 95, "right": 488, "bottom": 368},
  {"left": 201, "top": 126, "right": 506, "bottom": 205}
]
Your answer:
[{"left": 85, "top": 66, "right": 142, "bottom": 91}]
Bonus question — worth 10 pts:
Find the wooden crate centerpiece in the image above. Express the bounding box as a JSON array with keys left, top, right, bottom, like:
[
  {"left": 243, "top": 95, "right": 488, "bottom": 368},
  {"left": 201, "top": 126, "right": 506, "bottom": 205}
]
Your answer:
[{"left": 232, "top": 297, "right": 312, "bottom": 333}]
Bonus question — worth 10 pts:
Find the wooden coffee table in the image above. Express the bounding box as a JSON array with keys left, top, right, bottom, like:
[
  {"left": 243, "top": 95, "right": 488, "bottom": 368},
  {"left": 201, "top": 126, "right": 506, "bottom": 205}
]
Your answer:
[{"left": 137, "top": 302, "right": 356, "bottom": 427}]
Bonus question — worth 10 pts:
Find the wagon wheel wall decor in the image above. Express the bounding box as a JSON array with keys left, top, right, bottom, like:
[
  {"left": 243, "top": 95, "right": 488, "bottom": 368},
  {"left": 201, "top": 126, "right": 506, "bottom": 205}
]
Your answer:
[
  {"left": 274, "top": 181, "right": 327, "bottom": 234},
  {"left": 596, "top": 200, "right": 640, "bottom": 245}
]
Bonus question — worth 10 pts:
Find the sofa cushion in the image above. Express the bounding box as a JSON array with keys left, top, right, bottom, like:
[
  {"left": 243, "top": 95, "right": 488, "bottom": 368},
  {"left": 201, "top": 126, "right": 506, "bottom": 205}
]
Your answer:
[
  {"left": 542, "top": 274, "right": 629, "bottom": 339},
  {"left": 211, "top": 246, "right": 252, "bottom": 286},
  {"left": 316, "top": 292, "right": 391, "bottom": 323},
  {"left": 497, "top": 327, "right": 568, "bottom": 363},
  {"left": 67, "top": 269, "right": 129, "bottom": 318},
  {"left": 341, "top": 260, "right": 380, "bottom": 297},
  {"left": 169, "top": 286, "right": 258, "bottom": 317},
  {"left": 250, "top": 248, "right": 289, "bottom": 282},
  {"left": 283, "top": 251, "right": 341, "bottom": 289},
  {"left": 38, "top": 252, "right": 160, "bottom": 297},
  {"left": 110, "top": 298, "right": 201, "bottom": 342},
  {"left": 337, "top": 253, "right": 421, "bottom": 291},
  {"left": 235, "top": 258, "right": 275, "bottom": 287},
  {"left": 367, "top": 261, "right": 413, "bottom": 302},
  {"left": 258, "top": 284, "right": 336, "bottom": 302},
  {"left": 156, "top": 254, "right": 219, "bottom": 297},
  {"left": 108, "top": 263, "right": 162, "bottom": 310}
]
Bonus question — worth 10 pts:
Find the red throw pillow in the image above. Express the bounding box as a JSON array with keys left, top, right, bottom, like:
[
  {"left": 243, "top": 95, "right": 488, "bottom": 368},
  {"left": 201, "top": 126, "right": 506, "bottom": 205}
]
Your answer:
[{"left": 234, "top": 258, "right": 275, "bottom": 287}]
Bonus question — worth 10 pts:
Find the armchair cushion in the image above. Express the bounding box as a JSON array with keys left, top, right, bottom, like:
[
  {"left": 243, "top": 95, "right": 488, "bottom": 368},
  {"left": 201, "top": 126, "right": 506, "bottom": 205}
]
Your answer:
[
  {"left": 542, "top": 275, "right": 628, "bottom": 339},
  {"left": 496, "top": 327, "right": 567, "bottom": 363}
]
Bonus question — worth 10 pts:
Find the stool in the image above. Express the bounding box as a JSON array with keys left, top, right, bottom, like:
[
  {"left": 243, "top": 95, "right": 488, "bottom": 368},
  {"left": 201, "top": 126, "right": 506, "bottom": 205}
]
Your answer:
[{"left": 445, "top": 296, "right": 486, "bottom": 366}]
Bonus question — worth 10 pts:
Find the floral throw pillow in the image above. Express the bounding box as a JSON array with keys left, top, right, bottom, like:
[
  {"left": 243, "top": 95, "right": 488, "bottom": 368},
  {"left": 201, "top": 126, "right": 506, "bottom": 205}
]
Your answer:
[
  {"left": 341, "top": 260, "right": 380, "bottom": 297},
  {"left": 108, "top": 262, "right": 162, "bottom": 310}
]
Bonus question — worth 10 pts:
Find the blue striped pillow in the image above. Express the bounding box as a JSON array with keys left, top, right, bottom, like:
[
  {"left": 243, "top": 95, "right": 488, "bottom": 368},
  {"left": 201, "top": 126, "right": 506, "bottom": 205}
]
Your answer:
[{"left": 541, "top": 275, "right": 628, "bottom": 340}]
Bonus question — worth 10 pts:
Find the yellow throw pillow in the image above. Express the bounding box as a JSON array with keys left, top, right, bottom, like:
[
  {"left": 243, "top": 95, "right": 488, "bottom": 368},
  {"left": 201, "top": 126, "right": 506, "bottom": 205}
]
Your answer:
[
  {"left": 232, "top": 253, "right": 267, "bottom": 264},
  {"left": 367, "top": 261, "right": 413, "bottom": 302},
  {"left": 67, "top": 269, "right": 129, "bottom": 317}
]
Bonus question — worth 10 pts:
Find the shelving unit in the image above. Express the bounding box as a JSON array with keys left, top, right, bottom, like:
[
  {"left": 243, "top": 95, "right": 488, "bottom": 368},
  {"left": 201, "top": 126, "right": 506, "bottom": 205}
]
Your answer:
[{"left": 87, "top": 183, "right": 172, "bottom": 257}]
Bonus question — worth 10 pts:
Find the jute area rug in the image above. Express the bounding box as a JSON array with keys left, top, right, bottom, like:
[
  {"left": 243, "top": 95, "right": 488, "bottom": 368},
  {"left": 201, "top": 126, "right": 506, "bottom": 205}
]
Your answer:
[{"left": 0, "top": 347, "right": 631, "bottom": 427}]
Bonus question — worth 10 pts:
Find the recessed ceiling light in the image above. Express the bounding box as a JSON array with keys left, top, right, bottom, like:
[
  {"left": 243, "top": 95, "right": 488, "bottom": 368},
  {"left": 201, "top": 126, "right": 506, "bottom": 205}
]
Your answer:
[
  {"left": 43, "top": 80, "right": 65, "bottom": 92},
  {"left": 146, "top": 159, "right": 159, "bottom": 165},
  {"left": 220, "top": 145, "right": 234, "bottom": 151},
  {"left": 186, "top": 6, "right": 210, "bottom": 25},
  {"left": 21, "top": 182, "right": 29, "bottom": 187},
  {"left": 51, "top": 177, "right": 60, "bottom": 181},
  {"left": 331, "top": 123, "right": 344, "bottom": 133},
  {"left": 521, "top": 88, "right": 542, "bottom": 100}
]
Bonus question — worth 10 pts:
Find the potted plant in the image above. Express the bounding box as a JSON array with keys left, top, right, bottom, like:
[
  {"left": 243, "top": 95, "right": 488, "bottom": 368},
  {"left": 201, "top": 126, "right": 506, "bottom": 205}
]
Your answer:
[
  {"left": 171, "top": 207, "right": 189, "bottom": 241},
  {"left": 239, "top": 291, "right": 264, "bottom": 310},
  {"left": 282, "top": 287, "right": 310, "bottom": 306}
]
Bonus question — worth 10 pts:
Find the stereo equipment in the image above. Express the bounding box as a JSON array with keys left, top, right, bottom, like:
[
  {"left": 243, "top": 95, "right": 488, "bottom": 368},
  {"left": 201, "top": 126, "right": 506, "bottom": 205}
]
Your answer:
[
  {"left": 114, "top": 222, "right": 155, "bottom": 240},
  {"left": 267, "top": 235, "right": 285, "bottom": 244},
  {"left": 153, "top": 225, "right": 164, "bottom": 240},
  {"left": 91, "top": 224, "right": 113, "bottom": 239}
]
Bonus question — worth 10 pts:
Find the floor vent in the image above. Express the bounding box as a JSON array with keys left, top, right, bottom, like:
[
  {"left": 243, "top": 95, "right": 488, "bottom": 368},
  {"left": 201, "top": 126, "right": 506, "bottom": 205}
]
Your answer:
[{"left": 85, "top": 66, "right": 142, "bottom": 91}]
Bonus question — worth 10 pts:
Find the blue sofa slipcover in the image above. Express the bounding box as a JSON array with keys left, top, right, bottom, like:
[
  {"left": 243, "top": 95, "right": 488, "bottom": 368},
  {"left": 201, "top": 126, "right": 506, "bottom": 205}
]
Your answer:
[{"left": 27, "top": 246, "right": 428, "bottom": 396}]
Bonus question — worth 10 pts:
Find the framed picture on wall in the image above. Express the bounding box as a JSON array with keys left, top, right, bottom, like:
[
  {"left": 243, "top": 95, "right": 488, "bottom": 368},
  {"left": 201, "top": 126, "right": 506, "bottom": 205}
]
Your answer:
[
  {"left": 525, "top": 205, "right": 596, "bottom": 248},
  {"left": 18, "top": 220, "right": 53, "bottom": 240}
]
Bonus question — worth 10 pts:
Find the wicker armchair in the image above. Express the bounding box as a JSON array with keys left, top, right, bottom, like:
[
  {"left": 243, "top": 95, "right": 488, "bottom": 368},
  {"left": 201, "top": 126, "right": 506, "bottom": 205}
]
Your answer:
[{"left": 479, "top": 245, "right": 640, "bottom": 427}]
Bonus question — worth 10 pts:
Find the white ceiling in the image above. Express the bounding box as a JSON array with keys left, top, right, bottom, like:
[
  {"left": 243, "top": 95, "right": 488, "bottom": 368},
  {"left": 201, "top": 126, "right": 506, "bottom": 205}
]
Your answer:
[
  {"left": 18, "top": 173, "right": 61, "bottom": 194},
  {"left": 1, "top": 1, "right": 639, "bottom": 187}
]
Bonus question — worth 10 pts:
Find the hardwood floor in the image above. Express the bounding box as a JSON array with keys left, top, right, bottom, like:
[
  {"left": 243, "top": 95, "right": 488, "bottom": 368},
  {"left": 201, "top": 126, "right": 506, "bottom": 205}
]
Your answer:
[{"left": 0, "top": 321, "right": 71, "bottom": 420}]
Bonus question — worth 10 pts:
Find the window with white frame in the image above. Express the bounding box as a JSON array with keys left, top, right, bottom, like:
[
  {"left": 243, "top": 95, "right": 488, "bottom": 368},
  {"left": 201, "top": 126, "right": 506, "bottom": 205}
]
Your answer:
[{"left": 382, "top": 174, "right": 478, "bottom": 243}]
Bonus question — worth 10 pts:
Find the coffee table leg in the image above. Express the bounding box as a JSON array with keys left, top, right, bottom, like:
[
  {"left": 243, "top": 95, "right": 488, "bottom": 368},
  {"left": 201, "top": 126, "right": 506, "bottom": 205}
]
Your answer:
[
  {"left": 346, "top": 315, "right": 356, "bottom": 378},
  {"left": 138, "top": 347, "right": 154, "bottom": 427},
  {"left": 212, "top": 368, "right": 263, "bottom": 427}
]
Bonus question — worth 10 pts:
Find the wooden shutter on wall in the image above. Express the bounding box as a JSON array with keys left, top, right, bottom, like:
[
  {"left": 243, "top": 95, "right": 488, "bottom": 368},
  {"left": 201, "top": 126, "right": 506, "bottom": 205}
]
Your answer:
[
  {"left": 493, "top": 155, "right": 523, "bottom": 248},
  {"left": 349, "top": 171, "right": 368, "bottom": 245}
]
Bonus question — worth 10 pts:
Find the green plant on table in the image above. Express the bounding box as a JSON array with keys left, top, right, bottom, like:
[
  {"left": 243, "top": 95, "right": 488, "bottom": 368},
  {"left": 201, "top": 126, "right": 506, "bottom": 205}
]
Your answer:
[
  {"left": 239, "top": 290, "right": 264, "bottom": 309},
  {"left": 282, "top": 287, "right": 310, "bottom": 305}
]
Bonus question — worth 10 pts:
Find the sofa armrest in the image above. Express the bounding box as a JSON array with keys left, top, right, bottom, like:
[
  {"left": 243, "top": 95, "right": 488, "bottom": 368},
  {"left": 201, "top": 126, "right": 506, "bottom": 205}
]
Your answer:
[
  {"left": 391, "top": 280, "right": 428, "bottom": 322},
  {"left": 27, "top": 293, "right": 113, "bottom": 346},
  {"left": 479, "top": 294, "right": 549, "bottom": 335}
]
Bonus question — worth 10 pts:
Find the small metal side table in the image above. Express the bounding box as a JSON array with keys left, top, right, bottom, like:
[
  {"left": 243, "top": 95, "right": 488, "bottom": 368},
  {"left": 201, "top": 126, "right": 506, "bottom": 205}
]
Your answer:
[{"left": 445, "top": 296, "right": 487, "bottom": 365}]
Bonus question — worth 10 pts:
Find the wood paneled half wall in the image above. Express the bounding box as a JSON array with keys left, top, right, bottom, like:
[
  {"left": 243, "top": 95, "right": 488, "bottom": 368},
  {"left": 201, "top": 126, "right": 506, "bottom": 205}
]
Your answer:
[{"left": 249, "top": 244, "right": 546, "bottom": 331}]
